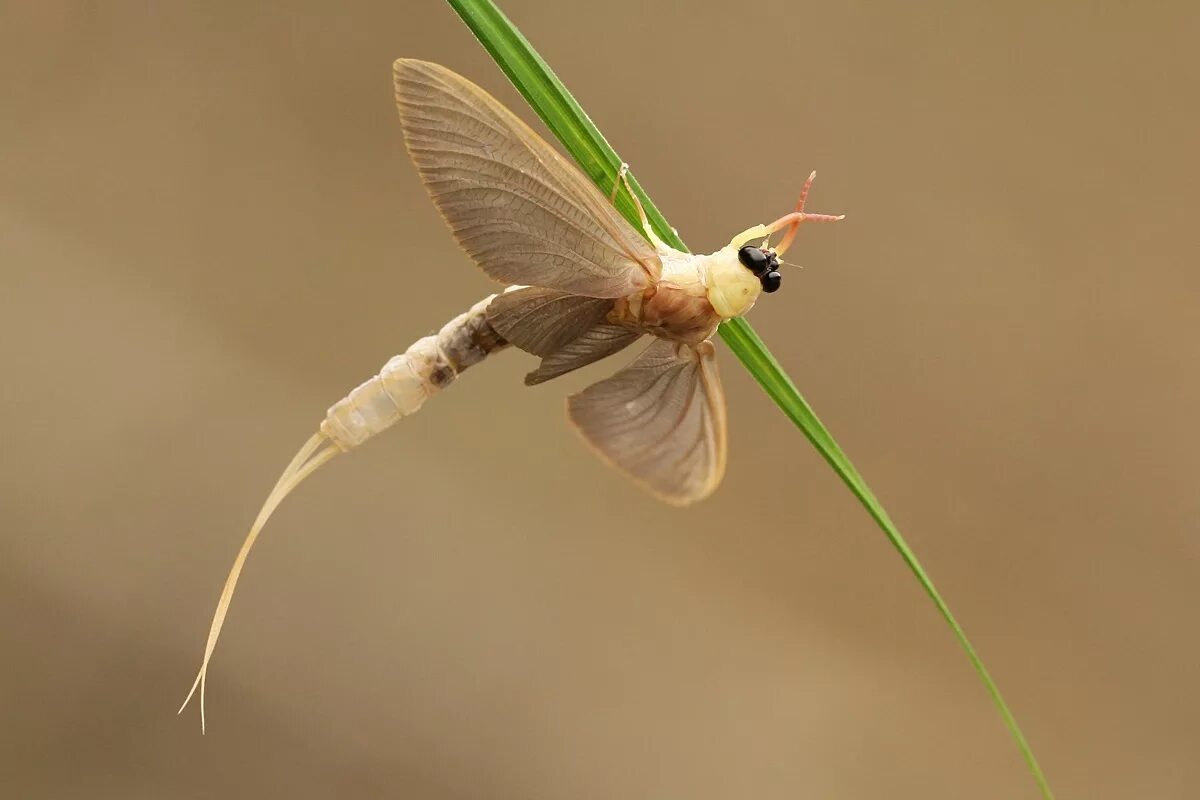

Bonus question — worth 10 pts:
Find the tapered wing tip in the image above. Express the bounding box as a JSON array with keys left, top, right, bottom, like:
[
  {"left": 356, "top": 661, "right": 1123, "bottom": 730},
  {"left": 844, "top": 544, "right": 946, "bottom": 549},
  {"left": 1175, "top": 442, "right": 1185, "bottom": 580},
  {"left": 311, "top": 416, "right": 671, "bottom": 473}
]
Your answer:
[
  {"left": 392, "top": 58, "right": 419, "bottom": 85},
  {"left": 393, "top": 58, "right": 445, "bottom": 80},
  {"left": 524, "top": 370, "right": 551, "bottom": 386}
]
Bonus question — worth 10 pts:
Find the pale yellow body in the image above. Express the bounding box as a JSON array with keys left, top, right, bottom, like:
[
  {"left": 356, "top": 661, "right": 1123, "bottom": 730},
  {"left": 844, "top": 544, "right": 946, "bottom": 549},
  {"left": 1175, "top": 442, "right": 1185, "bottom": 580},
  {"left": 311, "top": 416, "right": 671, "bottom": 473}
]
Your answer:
[
  {"left": 323, "top": 234, "right": 765, "bottom": 452},
  {"left": 179, "top": 58, "right": 842, "bottom": 733},
  {"left": 320, "top": 293, "right": 502, "bottom": 449},
  {"left": 610, "top": 231, "right": 771, "bottom": 346}
]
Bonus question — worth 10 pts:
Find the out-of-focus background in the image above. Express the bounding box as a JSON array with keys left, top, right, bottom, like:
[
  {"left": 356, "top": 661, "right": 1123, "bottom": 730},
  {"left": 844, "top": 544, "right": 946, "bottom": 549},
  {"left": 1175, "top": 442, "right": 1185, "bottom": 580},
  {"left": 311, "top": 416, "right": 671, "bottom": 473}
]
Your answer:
[{"left": 3, "top": 1, "right": 1197, "bottom": 797}]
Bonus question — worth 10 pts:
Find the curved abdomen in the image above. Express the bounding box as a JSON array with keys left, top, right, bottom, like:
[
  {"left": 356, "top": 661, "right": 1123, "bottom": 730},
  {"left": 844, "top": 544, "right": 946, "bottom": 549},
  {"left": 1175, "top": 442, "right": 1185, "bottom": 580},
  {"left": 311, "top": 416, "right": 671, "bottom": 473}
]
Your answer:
[{"left": 320, "top": 294, "right": 509, "bottom": 449}]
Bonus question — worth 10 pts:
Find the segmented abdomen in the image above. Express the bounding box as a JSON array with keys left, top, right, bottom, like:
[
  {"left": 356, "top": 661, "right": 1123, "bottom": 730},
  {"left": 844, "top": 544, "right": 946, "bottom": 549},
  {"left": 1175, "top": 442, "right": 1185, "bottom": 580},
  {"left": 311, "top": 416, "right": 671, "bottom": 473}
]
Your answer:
[{"left": 319, "top": 294, "right": 509, "bottom": 449}]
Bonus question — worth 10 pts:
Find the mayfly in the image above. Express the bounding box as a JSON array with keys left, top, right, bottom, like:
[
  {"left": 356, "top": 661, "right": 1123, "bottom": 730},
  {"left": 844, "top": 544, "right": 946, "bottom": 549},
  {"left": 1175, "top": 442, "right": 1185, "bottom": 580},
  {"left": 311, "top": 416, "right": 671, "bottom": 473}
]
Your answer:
[{"left": 180, "top": 59, "right": 842, "bottom": 730}]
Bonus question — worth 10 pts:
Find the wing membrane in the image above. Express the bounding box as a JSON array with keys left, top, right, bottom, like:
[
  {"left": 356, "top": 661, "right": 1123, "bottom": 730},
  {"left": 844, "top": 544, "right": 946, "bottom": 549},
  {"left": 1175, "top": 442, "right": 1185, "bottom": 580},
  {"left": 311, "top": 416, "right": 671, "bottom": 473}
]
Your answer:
[
  {"left": 487, "top": 287, "right": 613, "bottom": 357},
  {"left": 487, "top": 287, "right": 642, "bottom": 385},
  {"left": 526, "top": 324, "right": 642, "bottom": 385},
  {"left": 567, "top": 339, "right": 727, "bottom": 505},
  {"left": 394, "top": 59, "right": 660, "bottom": 298}
]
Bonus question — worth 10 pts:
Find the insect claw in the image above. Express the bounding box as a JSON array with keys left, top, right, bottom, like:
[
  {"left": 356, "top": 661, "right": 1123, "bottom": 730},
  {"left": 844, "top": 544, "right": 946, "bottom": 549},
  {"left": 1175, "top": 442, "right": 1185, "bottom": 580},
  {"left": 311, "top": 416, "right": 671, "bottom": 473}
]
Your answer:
[{"left": 610, "top": 161, "right": 631, "bottom": 202}]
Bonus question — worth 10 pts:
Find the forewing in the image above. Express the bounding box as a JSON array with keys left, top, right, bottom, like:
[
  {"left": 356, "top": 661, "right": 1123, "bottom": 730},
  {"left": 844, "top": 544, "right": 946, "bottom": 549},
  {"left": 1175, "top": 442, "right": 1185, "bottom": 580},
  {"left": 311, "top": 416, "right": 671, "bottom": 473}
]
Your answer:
[
  {"left": 487, "top": 287, "right": 612, "bottom": 357},
  {"left": 567, "top": 339, "right": 727, "bottom": 505},
  {"left": 394, "top": 59, "right": 660, "bottom": 298}
]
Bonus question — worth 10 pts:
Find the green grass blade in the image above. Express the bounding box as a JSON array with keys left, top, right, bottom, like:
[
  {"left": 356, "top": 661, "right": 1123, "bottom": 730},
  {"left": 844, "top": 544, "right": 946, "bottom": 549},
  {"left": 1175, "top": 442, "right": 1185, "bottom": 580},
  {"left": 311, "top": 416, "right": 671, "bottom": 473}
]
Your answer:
[{"left": 444, "top": 1, "right": 1054, "bottom": 796}]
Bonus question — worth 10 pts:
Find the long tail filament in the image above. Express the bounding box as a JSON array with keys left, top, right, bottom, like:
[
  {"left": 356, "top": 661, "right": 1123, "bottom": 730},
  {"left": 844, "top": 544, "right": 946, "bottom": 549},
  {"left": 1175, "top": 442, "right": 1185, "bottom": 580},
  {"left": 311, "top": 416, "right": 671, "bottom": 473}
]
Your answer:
[{"left": 178, "top": 431, "right": 341, "bottom": 732}]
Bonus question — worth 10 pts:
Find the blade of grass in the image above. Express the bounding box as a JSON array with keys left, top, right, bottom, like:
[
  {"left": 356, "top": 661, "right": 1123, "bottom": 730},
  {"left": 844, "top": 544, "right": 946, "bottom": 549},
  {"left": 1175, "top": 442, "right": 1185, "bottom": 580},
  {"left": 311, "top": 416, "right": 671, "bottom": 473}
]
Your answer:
[{"left": 444, "top": 1, "right": 1054, "bottom": 796}]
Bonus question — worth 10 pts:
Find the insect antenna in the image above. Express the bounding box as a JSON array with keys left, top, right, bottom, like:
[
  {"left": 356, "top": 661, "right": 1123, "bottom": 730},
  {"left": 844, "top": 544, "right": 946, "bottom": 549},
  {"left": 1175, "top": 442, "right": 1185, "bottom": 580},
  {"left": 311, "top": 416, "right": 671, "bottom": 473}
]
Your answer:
[{"left": 178, "top": 431, "right": 341, "bottom": 732}]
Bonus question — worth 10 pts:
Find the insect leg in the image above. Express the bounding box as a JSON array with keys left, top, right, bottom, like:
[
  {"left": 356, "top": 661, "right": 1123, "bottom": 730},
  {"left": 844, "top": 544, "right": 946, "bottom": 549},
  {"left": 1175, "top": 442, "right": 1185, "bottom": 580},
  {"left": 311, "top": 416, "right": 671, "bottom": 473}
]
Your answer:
[
  {"left": 614, "top": 165, "right": 666, "bottom": 250},
  {"left": 609, "top": 162, "right": 629, "bottom": 202}
]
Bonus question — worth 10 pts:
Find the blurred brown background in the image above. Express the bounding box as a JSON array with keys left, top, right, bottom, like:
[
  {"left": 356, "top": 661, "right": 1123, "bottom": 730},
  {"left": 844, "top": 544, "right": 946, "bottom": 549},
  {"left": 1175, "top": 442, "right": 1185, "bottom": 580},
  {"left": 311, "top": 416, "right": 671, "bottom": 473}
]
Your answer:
[{"left": 2, "top": 1, "right": 1197, "bottom": 797}]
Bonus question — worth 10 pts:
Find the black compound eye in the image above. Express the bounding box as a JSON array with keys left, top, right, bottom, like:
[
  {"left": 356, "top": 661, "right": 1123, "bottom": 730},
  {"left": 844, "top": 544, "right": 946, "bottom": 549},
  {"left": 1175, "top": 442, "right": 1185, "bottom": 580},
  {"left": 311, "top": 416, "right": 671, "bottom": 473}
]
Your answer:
[
  {"left": 737, "top": 245, "right": 771, "bottom": 277},
  {"left": 761, "top": 270, "right": 782, "bottom": 293}
]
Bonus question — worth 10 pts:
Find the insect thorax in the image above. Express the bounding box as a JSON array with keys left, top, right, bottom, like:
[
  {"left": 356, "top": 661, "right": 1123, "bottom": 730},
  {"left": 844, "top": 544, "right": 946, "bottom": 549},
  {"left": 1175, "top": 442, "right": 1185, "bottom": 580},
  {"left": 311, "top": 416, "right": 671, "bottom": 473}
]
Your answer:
[{"left": 608, "top": 249, "right": 721, "bottom": 344}]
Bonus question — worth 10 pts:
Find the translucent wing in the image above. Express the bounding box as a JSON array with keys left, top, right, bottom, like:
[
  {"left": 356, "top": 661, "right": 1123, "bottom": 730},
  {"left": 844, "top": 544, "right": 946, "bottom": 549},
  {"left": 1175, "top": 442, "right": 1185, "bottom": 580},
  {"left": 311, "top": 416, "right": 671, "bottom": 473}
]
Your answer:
[
  {"left": 394, "top": 59, "right": 660, "bottom": 298},
  {"left": 567, "top": 339, "right": 727, "bottom": 505},
  {"left": 526, "top": 324, "right": 642, "bottom": 386},
  {"left": 487, "top": 287, "right": 612, "bottom": 356},
  {"left": 487, "top": 287, "right": 643, "bottom": 386}
]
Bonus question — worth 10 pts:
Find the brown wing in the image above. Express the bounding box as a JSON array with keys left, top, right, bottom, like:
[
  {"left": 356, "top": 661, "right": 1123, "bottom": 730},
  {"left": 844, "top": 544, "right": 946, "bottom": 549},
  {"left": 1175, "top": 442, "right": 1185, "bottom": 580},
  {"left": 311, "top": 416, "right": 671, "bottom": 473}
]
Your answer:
[
  {"left": 487, "top": 287, "right": 613, "bottom": 356},
  {"left": 487, "top": 287, "right": 642, "bottom": 385},
  {"left": 526, "top": 324, "right": 643, "bottom": 386},
  {"left": 394, "top": 59, "right": 660, "bottom": 298},
  {"left": 567, "top": 339, "right": 727, "bottom": 505}
]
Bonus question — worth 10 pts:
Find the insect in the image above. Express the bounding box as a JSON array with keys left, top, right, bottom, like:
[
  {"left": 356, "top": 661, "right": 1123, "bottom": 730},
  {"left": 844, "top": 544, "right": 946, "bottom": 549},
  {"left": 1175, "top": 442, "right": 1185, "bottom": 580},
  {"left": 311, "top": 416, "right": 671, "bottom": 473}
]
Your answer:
[{"left": 180, "top": 59, "right": 842, "bottom": 730}]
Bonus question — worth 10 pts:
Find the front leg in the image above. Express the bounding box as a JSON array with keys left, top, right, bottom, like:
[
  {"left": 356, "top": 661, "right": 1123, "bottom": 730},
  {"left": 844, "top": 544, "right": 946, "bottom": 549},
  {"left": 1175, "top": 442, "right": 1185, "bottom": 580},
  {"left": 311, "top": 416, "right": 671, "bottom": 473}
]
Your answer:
[{"left": 610, "top": 162, "right": 667, "bottom": 250}]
